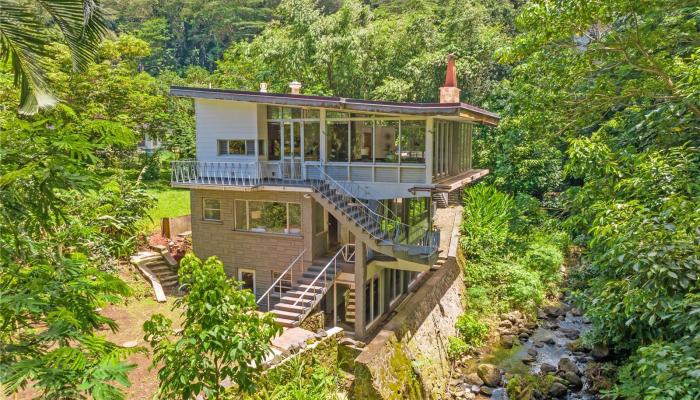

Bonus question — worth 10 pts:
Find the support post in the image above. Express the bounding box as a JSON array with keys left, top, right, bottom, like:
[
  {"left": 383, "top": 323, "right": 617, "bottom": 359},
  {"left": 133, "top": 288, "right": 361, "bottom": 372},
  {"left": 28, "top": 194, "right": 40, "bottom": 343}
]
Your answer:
[
  {"left": 353, "top": 238, "right": 366, "bottom": 339},
  {"left": 425, "top": 117, "right": 434, "bottom": 184}
]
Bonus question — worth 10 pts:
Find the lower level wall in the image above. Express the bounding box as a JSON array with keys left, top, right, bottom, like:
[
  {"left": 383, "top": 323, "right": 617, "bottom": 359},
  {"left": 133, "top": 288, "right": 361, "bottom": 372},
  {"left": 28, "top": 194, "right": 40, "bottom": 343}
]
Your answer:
[{"left": 353, "top": 257, "right": 465, "bottom": 399}]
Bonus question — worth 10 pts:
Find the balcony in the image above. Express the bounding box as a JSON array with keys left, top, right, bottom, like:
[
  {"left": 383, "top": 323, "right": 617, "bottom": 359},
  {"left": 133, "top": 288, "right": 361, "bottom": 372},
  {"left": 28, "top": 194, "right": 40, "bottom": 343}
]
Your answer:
[{"left": 170, "top": 160, "right": 428, "bottom": 189}]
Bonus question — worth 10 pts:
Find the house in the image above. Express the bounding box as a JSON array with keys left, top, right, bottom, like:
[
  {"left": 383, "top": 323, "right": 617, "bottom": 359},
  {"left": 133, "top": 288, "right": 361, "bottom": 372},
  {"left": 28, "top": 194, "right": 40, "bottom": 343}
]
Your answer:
[{"left": 169, "top": 55, "right": 498, "bottom": 339}]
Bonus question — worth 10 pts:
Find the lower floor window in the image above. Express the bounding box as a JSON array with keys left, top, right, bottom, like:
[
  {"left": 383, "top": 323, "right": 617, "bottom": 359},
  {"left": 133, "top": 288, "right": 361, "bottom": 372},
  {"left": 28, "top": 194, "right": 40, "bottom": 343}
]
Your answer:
[
  {"left": 235, "top": 200, "right": 302, "bottom": 235},
  {"left": 388, "top": 268, "right": 408, "bottom": 304},
  {"left": 364, "top": 274, "right": 381, "bottom": 325},
  {"left": 238, "top": 269, "right": 256, "bottom": 295}
]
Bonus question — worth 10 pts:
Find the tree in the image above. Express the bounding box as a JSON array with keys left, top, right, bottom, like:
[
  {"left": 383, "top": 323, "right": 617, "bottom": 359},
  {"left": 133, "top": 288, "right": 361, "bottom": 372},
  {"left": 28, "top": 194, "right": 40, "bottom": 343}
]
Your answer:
[
  {"left": 143, "top": 254, "right": 282, "bottom": 399},
  {"left": 0, "top": 0, "right": 108, "bottom": 114},
  {"left": 0, "top": 107, "right": 145, "bottom": 399}
]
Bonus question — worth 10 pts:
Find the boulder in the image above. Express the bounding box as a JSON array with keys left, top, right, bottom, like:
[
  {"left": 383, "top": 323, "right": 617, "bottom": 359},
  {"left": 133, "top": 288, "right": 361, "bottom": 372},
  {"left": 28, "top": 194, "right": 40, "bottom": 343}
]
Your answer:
[
  {"left": 571, "top": 307, "right": 583, "bottom": 316},
  {"left": 521, "top": 354, "right": 535, "bottom": 365},
  {"left": 527, "top": 347, "right": 538, "bottom": 357},
  {"left": 479, "top": 386, "right": 494, "bottom": 396},
  {"left": 537, "top": 309, "right": 548, "bottom": 319},
  {"left": 540, "top": 363, "right": 556, "bottom": 374},
  {"left": 558, "top": 358, "right": 580, "bottom": 375},
  {"left": 539, "top": 333, "right": 555, "bottom": 345},
  {"left": 501, "top": 334, "right": 516, "bottom": 349},
  {"left": 477, "top": 363, "right": 501, "bottom": 387},
  {"left": 463, "top": 392, "right": 476, "bottom": 400},
  {"left": 548, "top": 382, "right": 568, "bottom": 398},
  {"left": 591, "top": 344, "right": 610, "bottom": 360},
  {"left": 499, "top": 319, "right": 513, "bottom": 329},
  {"left": 464, "top": 373, "right": 483, "bottom": 386},
  {"left": 543, "top": 305, "right": 563, "bottom": 317},
  {"left": 562, "top": 370, "right": 583, "bottom": 390}
]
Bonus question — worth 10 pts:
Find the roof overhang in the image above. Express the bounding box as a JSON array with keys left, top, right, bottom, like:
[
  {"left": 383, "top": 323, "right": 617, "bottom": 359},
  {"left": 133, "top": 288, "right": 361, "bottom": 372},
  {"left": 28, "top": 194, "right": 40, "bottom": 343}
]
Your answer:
[{"left": 170, "top": 86, "right": 499, "bottom": 127}]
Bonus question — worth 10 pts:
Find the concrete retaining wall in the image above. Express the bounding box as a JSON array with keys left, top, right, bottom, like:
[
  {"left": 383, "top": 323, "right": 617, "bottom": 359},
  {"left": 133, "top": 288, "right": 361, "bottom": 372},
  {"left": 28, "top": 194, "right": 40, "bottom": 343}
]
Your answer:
[{"left": 353, "top": 257, "right": 466, "bottom": 399}]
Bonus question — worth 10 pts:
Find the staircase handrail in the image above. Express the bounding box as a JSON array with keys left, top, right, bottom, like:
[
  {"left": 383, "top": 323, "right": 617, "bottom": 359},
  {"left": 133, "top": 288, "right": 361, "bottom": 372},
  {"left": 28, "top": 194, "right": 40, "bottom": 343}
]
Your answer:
[
  {"left": 291, "top": 244, "right": 351, "bottom": 319},
  {"left": 257, "top": 249, "right": 306, "bottom": 311},
  {"left": 309, "top": 166, "right": 413, "bottom": 243},
  {"left": 171, "top": 160, "right": 261, "bottom": 186}
]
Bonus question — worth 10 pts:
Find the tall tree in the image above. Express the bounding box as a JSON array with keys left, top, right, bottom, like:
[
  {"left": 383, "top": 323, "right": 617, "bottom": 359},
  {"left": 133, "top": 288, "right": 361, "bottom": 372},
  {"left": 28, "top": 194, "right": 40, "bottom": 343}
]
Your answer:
[{"left": 0, "top": 0, "right": 108, "bottom": 114}]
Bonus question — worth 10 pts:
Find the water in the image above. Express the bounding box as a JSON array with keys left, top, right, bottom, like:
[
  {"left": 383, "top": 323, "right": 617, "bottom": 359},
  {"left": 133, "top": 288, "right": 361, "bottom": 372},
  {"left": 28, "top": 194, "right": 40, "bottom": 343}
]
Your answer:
[{"left": 488, "top": 302, "right": 597, "bottom": 400}]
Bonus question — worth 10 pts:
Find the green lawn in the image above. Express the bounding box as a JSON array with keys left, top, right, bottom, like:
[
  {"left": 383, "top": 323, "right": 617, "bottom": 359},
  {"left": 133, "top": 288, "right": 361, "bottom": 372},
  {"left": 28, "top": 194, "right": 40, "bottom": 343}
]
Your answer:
[{"left": 138, "top": 172, "right": 191, "bottom": 234}]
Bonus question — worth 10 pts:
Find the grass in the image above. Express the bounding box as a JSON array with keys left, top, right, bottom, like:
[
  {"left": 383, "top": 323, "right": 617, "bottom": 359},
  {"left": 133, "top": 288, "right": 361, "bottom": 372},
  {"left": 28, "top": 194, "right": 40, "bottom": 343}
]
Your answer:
[{"left": 138, "top": 171, "right": 191, "bottom": 234}]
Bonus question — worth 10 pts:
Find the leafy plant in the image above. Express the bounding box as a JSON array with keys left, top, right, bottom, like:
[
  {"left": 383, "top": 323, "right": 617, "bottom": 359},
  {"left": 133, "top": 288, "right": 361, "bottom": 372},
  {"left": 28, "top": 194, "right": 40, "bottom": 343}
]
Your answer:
[
  {"left": 143, "top": 254, "right": 282, "bottom": 399},
  {"left": 460, "top": 184, "right": 515, "bottom": 260},
  {"left": 248, "top": 358, "right": 340, "bottom": 400},
  {"left": 455, "top": 313, "right": 489, "bottom": 349},
  {"left": 446, "top": 337, "right": 470, "bottom": 361},
  {"left": 0, "top": 252, "right": 138, "bottom": 400}
]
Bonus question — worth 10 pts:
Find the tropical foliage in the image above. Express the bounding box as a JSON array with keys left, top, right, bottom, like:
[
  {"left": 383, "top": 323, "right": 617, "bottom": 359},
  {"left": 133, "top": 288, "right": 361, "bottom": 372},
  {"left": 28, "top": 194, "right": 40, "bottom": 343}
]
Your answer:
[{"left": 143, "top": 254, "right": 281, "bottom": 399}]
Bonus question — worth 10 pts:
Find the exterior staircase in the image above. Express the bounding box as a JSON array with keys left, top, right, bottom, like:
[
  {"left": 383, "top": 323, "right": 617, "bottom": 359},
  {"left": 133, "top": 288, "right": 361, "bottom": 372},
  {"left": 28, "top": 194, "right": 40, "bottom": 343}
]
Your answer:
[
  {"left": 432, "top": 191, "right": 449, "bottom": 208},
  {"left": 259, "top": 246, "right": 355, "bottom": 328},
  {"left": 345, "top": 288, "right": 356, "bottom": 325},
  {"left": 309, "top": 168, "right": 440, "bottom": 268},
  {"left": 143, "top": 256, "right": 180, "bottom": 294},
  {"left": 130, "top": 251, "right": 180, "bottom": 302}
]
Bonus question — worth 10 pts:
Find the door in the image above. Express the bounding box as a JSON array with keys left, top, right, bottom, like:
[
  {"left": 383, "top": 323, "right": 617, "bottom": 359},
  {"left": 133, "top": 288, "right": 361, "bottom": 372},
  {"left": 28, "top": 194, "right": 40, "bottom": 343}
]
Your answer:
[
  {"left": 238, "top": 269, "right": 256, "bottom": 296},
  {"left": 282, "top": 122, "right": 302, "bottom": 179},
  {"left": 329, "top": 214, "right": 339, "bottom": 247}
]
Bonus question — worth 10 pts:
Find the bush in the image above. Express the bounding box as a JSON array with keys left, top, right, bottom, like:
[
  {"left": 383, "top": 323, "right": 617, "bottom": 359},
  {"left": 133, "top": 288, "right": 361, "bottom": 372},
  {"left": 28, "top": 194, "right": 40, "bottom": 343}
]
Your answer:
[
  {"left": 447, "top": 337, "right": 470, "bottom": 360},
  {"left": 465, "top": 261, "right": 544, "bottom": 314},
  {"left": 460, "top": 184, "right": 515, "bottom": 260},
  {"left": 465, "top": 286, "right": 492, "bottom": 314},
  {"left": 455, "top": 313, "right": 489, "bottom": 348},
  {"left": 521, "top": 240, "right": 564, "bottom": 294},
  {"left": 609, "top": 336, "right": 700, "bottom": 399}
]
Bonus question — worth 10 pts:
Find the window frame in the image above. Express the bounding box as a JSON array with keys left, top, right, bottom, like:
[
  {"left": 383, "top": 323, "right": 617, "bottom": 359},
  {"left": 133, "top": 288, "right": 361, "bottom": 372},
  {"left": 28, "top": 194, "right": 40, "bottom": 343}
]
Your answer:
[
  {"left": 234, "top": 199, "right": 302, "bottom": 235},
  {"left": 202, "top": 198, "right": 221, "bottom": 221},
  {"left": 217, "top": 139, "right": 256, "bottom": 156},
  {"left": 238, "top": 268, "right": 256, "bottom": 296}
]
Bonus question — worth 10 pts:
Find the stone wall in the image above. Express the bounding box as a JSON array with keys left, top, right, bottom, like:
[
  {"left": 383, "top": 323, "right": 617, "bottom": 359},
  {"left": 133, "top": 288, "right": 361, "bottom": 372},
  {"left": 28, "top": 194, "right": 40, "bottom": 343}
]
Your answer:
[{"left": 354, "top": 257, "right": 466, "bottom": 399}]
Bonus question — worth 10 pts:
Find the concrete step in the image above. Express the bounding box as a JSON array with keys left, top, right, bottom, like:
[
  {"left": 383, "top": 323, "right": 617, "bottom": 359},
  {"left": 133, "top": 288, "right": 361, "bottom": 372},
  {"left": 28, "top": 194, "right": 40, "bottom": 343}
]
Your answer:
[
  {"left": 284, "top": 290, "right": 319, "bottom": 300},
  {"left": 271, "top": 309, "right": 302, "bottom": 320},
  {"left": 275, "top": 317, "right": 297, "bottom": 328},
  {"left": 274, "top": 303, "right": 307, "bottom": 313},
  {"left": 279, "top": 295, "right": 314, "bottom": 305}
]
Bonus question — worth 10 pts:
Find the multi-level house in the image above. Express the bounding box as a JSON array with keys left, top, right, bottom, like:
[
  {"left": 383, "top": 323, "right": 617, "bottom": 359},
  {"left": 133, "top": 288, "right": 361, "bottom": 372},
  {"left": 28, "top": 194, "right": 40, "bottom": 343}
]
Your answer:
[{"left": 170, "top": 56, "right": 498, "bottom": 339}]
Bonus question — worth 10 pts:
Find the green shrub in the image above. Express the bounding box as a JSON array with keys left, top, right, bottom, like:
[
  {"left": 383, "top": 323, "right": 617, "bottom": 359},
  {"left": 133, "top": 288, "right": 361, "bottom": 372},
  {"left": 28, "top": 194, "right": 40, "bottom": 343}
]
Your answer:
[
  {"left": 446, "top": 337, "right": 470, "bottom": 360},
  {"left": 521, "top": 241, "right": 564, "bottom": 294},
  {"left": 465, "top": 261, "right": 544, "bottom": 314},
  {"left": 460, "top": 184, "right": 515, "bottom": 260},
  {"left": 455, "top": 313, "right": 489, "bottom": 348},
  {"left": 609, "top": 336, "right": 700, "bottom": 399},
  {"left": 465, "top": 286, "right": 492, "bottom": 314}
]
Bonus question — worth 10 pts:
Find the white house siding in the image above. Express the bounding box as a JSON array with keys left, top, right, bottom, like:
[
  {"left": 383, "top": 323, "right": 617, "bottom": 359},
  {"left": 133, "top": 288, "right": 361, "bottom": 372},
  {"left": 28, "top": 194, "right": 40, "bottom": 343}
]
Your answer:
[{"left": 194, "top": 99, "right": 259, "bottom": 162}]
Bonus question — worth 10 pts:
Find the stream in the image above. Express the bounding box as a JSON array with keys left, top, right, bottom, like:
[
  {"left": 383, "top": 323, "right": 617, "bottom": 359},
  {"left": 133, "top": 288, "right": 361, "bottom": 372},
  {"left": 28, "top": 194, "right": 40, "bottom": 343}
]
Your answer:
[{"left": 451, "top": 299, "right": 606, "bottom": 399}]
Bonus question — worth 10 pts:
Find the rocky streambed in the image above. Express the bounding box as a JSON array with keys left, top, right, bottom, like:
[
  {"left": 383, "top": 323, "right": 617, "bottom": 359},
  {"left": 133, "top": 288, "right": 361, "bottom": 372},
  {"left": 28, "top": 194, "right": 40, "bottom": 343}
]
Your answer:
[{"left": 449, "top": 299, "right": 610, "bottom": 400}]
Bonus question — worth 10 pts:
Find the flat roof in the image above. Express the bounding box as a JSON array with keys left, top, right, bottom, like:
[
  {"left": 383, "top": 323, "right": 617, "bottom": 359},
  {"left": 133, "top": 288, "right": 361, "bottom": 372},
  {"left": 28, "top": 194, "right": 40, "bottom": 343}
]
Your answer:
[{"left": 170, "top": 86, "right": 499, "bottom": 127}]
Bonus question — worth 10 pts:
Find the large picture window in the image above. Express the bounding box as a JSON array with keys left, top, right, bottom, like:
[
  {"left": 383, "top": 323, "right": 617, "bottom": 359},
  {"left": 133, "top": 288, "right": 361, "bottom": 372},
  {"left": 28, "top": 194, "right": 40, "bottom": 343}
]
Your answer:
[
  {"left": 374, "top": 120, "right": 399, "bottom": 163},
  {"left": 364, "top": 274, "right": 381, "bottom": 325},
  {"left": 350, "top": 120, "right": 373, "bottom": 162},
  {"left": 234, "top": 200, "right": 302, "bottom": 235},
  {"left": 327, "top": 121, "right": 349, "bottom": 162},
  {"left": 304, "top": 122, "right": 320, "bottom": 161},
  {"left": 400, "top": 121, "right": 426, "bottom": 163}
]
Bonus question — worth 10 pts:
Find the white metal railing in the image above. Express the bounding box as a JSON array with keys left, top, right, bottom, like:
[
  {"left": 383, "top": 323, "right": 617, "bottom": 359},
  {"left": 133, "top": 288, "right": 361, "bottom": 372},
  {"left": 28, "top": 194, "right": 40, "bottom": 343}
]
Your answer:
[
  {"left": 171, "top": 160, "right": 262, "bottom": 186},
  {"left": 257, "top": 249, "right": 306, "bottom": 312},
  {"left": 292, "top": 244, "right": 355, "bottom": 323}
]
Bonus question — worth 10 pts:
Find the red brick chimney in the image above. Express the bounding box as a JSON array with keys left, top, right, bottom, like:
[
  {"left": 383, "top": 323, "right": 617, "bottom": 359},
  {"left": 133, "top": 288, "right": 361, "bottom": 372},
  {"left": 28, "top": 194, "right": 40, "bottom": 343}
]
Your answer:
[{"left": 439, "top": 54, "right": 460, "bottom": 103}]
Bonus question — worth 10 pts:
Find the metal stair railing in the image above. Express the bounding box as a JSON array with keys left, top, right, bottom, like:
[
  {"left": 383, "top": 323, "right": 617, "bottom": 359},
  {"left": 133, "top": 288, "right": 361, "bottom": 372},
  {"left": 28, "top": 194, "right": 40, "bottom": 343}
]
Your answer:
[
  {"left": 291, "top": 244, "right": 354, "bottom": 323},
  {"left": 257, "top": 249, "right": 306, "bottom": 312}
]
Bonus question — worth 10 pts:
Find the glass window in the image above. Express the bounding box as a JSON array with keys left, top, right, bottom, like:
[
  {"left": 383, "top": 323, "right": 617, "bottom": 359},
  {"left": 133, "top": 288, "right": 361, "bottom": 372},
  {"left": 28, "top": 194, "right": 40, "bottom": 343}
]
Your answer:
[
  {"left": 267, "top": 123, "right": 281, "bottom": 160},
  {"left": 271, "top": 271, "right": 292, "bottom": 295},
  {"left": 267, "top": 106, "right": 281, "bottom": 119},
  {"left": 327, "top": 111, "right": 349, "bottom": 119},
  {"left": 375, "top": 120, "right": 399, "bottom": 163},
  {"left": 304, "top": 122, "right": 320, "bottom": 161},
  {"left": 235, "top": 200, "right": 247, "bottom": 230},
  {"left": 303, "top": 109, "right": 320, "bottom": 118},
  {"left": 327, "top": 121, "right": 349, "bottom": 162},
  {"left": 217, "top": 140, "right": 228, "bottom": 155},
  {"left": 228, "top": 140, "right": 246, "bottom": 155},
  {"left": 372, "top": 274, "right": 380, "bottom": 320},
  {"left": 407, "top": 197, "right": 428, "bottom": 225},
  {"left": 293, "top": 122, "right": 301, "bottom": 158},
  {"left": 203, "top": 198, "right": 221, "bottom": 221},
  {"left": 235, "top": 200, "right": 301, "bottom": 235},
  {"left": 400, "top": 120, "right": 426, "bottom": 163},
  {"left": 350, "top": 120, "right": 373, "bottom": 162},
  {"left": 258, "top": 139, "right": 265, "bottom": 156}
]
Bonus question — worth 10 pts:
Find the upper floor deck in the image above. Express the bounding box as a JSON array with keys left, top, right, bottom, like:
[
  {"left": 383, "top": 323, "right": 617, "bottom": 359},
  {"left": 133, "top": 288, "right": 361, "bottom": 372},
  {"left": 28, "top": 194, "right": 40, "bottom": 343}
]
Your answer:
[{"left": 170, "top": 86, "right": 498, "bottom": 198}]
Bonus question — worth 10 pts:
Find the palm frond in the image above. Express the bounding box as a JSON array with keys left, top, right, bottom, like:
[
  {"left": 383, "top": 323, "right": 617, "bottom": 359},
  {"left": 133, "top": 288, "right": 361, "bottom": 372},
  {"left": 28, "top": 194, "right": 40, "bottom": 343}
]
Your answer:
[
  {"left": 37, "top": 0, "right": 109, "bottom": 72},
  {"left": 0, "top": 3, "right": 57, "bottom": 114}
]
